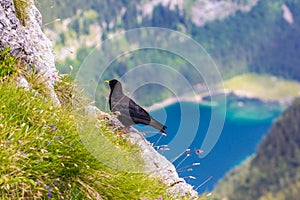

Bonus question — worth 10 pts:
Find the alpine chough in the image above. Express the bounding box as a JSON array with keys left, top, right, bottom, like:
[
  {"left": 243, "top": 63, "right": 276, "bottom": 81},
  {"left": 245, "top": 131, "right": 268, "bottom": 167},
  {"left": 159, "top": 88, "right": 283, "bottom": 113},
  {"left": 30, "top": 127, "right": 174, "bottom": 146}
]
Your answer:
[{"left": 105, "top": 79, "right": 167, "bottom": 135}]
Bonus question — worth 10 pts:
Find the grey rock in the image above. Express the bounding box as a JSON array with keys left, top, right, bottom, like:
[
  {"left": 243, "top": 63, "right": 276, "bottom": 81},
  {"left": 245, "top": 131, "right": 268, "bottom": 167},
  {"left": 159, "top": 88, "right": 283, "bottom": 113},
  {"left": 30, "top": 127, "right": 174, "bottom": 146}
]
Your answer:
[
  {"left": 126, "top": 127, "right": 199, "bottom": 199},
  {"left": 0, "top": 0, "right": 60, "bottom": 105},
  {"left": 16, "top": 76, "right": 30, "bottom": 89}
]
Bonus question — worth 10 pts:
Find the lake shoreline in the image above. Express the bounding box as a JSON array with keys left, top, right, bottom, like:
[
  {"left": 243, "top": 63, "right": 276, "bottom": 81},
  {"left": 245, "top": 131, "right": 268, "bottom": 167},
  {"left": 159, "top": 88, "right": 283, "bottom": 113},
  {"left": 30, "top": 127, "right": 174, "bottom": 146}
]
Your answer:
[
  {"left": 145, "top": 88, "right": 292, "bottom": 112},
  {"left": 145, "top": 73, "right": 300, "bottom": 111},
  {"left": 145, "top": 92, "right": 279, "bottom": 193},
  {"left": 145, "top": 94, "right": 205, "bottom": 111}
]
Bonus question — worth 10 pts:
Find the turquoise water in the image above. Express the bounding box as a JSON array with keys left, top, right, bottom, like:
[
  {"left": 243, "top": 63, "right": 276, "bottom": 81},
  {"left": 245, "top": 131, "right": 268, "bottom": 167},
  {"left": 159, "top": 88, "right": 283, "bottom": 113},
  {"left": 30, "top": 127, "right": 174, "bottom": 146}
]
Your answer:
[{"left": 135, "top": 94, "right": 283, "bottom": 193}]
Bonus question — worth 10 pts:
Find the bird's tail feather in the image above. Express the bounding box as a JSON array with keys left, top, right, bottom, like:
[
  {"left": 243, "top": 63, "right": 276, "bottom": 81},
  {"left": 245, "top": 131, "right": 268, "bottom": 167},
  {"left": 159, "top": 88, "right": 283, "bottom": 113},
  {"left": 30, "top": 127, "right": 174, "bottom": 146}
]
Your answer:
[{"left": 149, "top": 118, "right": 167, "bottom": 136}]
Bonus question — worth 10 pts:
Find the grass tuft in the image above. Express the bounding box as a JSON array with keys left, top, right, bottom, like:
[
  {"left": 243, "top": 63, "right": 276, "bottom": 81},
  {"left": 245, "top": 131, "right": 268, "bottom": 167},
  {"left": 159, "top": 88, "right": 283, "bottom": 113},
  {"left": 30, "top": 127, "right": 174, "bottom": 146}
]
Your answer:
[
  {"left": 54, "top": 74, "right": 74, "bottom": 107},
  {"left": 0, "top": 47, "right": 20, "bottom": 81},
  {"left": 13, "top": 0, "right": 29, "bottom": 26}
]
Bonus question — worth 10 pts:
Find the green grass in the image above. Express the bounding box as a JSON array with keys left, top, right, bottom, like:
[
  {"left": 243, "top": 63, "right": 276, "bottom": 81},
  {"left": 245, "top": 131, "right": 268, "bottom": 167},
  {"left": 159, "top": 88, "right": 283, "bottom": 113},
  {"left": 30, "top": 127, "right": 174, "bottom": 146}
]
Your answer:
[
  {"left": 0, "top": 81, "right": 174, "bottom": 199},
  {"left": 13, "top": 0, "right": 30, "bottom": 26},
  {"left": 223, "top": 73, "right": 300, "bottom": 102},
  {"left": 0, "top": 49, "right": 176, "bottom": 199},
  {"left": 0, "top": 47, "right": 19, "bottom": 80}
]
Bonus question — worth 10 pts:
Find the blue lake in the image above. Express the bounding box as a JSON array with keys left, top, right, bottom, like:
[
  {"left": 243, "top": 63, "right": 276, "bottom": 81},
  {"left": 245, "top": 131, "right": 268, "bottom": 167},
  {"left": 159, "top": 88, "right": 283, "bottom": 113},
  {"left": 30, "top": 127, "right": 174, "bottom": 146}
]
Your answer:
[{"left": 135, "top": 94, "right": 283, "bottom": 193}]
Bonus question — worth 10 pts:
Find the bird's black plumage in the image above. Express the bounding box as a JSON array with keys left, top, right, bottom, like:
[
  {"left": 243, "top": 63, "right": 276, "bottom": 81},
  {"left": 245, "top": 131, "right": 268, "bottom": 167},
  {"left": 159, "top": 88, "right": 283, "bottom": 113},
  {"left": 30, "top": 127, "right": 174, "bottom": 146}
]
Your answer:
[{"left": 105, "top": 79, "right": 167, "bottom": 135}]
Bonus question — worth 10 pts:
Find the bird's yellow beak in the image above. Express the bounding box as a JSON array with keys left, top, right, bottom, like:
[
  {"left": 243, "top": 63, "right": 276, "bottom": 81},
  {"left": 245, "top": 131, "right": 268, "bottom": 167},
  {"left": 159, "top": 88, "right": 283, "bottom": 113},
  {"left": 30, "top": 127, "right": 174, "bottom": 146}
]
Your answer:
[{"left": 104, "top": 80, "right": 110, "bottom": 84}]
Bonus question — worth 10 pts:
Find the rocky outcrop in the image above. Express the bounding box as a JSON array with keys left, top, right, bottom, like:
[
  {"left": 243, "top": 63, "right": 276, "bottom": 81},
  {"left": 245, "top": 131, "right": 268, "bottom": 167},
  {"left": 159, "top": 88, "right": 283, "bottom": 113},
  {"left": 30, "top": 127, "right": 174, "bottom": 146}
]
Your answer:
[
  {"left": 85, "top": 106, "right": 199, "bottom": 199},
  {"left": 0, "top": 0, "right": 59, "bottom": 105},
  {"left": 139, "top": 0, "right": 259, "bottom": 26},
  {"left": 190, "top": 0, "right": 259, "bottom": 26},
  {"left": 282, "top": 4, "right": 294, "bottom": 25},
  {"left": 128, "top": 127, "right": 199, "bottom": 199}
]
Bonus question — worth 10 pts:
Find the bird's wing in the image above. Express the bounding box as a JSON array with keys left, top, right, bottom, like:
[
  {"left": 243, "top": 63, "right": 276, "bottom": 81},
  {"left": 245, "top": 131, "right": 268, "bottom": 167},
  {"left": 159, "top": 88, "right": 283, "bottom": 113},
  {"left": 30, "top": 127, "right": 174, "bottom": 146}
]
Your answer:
[
  {"left": 128, "top": 99, "right": 151, "bottom": 125},
  {"left": 129, "top": 99, "right": 167, "bottom": 134}
]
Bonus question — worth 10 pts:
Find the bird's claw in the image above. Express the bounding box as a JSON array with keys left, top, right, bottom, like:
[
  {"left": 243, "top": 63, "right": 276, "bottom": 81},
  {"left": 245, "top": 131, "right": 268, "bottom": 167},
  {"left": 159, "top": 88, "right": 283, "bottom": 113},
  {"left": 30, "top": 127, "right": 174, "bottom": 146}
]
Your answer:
[
  {"left": 117, "top": 126, "right": 129, "bottom": 135},
  {"left": 117, "top": 129, "right": 127, "bottom": 135}
]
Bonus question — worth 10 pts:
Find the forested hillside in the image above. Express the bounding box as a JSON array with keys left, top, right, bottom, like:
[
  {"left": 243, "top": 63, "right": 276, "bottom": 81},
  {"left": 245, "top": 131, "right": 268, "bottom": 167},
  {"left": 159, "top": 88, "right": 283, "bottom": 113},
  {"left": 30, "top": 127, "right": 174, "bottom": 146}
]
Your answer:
[
  {"left": 38, "top": 0, "right": 300, "bottom": 81},
  {"left": 214, "top": 98, "right": 300, "bottom": 200}
]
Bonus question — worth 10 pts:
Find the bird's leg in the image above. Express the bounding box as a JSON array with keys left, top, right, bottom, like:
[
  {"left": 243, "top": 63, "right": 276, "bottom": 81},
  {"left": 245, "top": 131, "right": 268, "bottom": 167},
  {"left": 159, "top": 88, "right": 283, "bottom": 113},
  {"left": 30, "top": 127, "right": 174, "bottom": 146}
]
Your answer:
[{"left": 118, "top": 126, "right": 130, "bottom": 135}]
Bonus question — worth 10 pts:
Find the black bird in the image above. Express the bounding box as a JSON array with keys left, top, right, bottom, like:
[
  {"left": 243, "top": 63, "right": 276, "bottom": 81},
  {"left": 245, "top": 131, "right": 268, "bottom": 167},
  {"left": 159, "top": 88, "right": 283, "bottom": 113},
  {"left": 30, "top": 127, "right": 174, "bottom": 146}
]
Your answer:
[{"left": 105, "top": 79, "right": 167, "bottom": 135}]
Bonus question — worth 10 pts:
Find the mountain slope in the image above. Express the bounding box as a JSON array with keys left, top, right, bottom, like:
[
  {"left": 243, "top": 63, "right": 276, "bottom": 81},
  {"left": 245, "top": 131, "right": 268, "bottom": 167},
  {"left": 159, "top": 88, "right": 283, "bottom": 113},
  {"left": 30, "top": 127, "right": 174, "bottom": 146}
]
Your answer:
[
  {"left": 39, "top": 0, "right": 300, "bottom": 82},
  {"left": 214, "top": 98, "right": 300, "bottom": 200}
]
